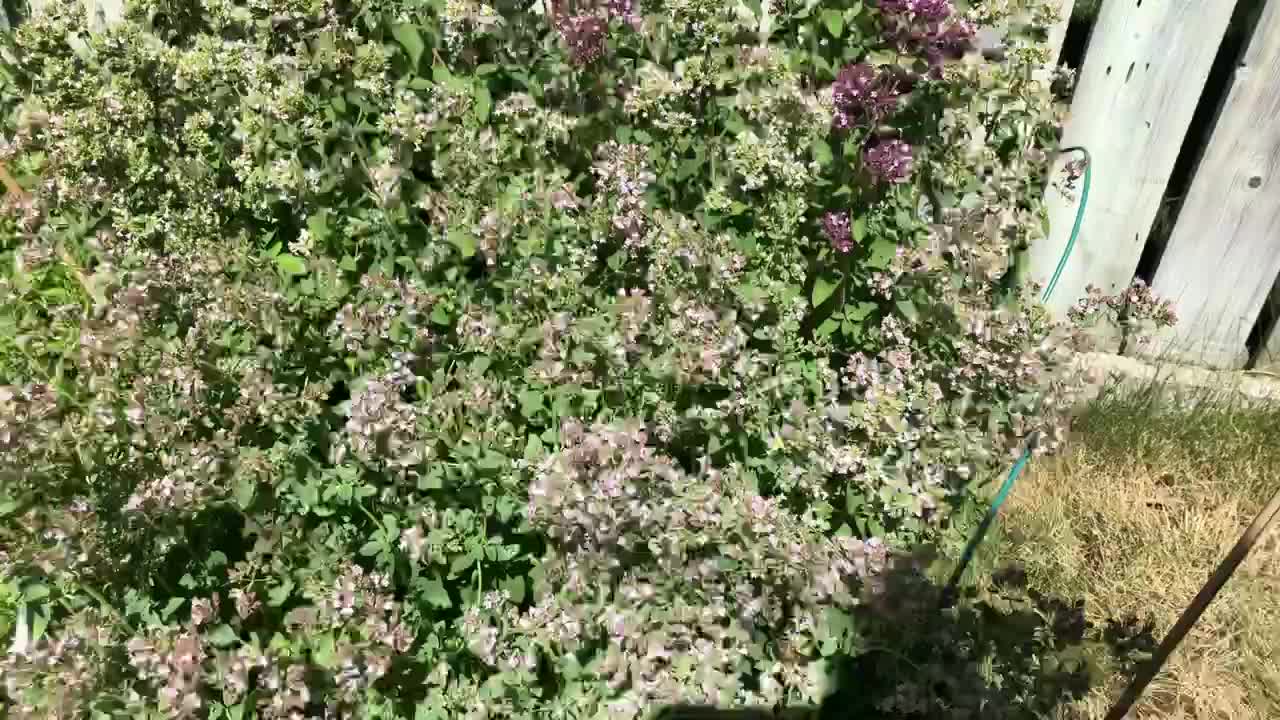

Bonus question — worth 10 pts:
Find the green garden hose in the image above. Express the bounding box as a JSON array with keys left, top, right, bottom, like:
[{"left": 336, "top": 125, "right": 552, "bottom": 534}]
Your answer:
[{"left": 941, "top": 145, "right": 1093, "bottom": 605}]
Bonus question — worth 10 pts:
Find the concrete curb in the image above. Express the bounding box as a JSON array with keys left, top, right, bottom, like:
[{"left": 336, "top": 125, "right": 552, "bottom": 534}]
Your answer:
[{"left": 1078, "top": 351, "right": 1280, "bottom": 406}]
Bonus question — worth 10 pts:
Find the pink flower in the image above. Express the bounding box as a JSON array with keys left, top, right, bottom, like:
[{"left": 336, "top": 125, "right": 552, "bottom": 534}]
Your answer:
[
  {"left": 831, "top": 64, "right": 901, "bottom": 130},
  {"left": 561, "top": 15, "right": 607, "bottom": 65},
  {"left": 879, "top": 0, "right": 953, "bottom": 22},
  {"left": 822, "top": 211, "right": 854, "bottom": 253},
  {"left": 864, "top": 140, "right": 914, "bottom": 184}
]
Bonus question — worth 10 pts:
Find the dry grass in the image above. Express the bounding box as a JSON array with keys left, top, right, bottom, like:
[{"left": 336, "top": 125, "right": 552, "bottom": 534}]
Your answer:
[{"left": 997, "top": 386, "right": 1280, "bottom": 720}]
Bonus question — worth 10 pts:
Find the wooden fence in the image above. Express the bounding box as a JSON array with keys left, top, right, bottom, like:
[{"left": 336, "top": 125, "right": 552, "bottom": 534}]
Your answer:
[
  {"left": 1033, "top": 0, "right": 1280, "bottom": 371},
  {"left": 5, "top": 0, "right": 1280, "bottom": 370}
]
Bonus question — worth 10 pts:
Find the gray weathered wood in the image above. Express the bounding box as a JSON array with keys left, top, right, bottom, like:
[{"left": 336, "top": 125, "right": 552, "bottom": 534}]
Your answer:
[
  {"left": 1253, "top": 276, "right": 1280, "bottom": 371},
  {"left": 1028, "top": 0, "right": 1239, "bottom": 321},
  {"left": 1146, "top": 0, "right": 1280, "bottom": 369}
]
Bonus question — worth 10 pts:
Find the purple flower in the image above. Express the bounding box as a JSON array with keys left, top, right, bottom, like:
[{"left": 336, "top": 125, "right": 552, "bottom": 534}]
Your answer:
[
  {"left": 833, "top": 64, "right": 878, "bottom": 108},
  {"left": 822, "top": 211, "right": 854, "bottom": 253},
  {"left": 878, "top": 0, "right": 973, "bottom": 67},
  {"left": 864, "top": 140, "right": 914, "bottom": 184},
  {"left": 607, "top": 0, "right": 641, "bottom": 27},
  {"left": 561, "top": 15, "right": 607, "bottom": 65},
  {"left": 831, "top": 64, "right": 901, "bottom": 130},
  {"left": 933, "top": 19, "right": 975, "bottom": 60},
  {"left": 879, "top": 0, "right": 952, "bottom": 22}
]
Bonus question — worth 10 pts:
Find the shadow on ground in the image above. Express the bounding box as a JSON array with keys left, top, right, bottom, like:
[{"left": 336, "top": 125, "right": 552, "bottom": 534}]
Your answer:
[{"left": 654, "top": 559, "right": 1119, "bottom": 720}]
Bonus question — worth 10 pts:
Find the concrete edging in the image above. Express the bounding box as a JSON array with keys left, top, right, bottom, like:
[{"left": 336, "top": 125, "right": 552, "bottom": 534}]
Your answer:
[{"left": 1078, "top": 351, "right": 1280, "bottom": 406}]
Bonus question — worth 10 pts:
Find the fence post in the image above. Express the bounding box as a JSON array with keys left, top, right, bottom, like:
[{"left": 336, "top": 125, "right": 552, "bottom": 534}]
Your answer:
[
  {"left": 1028, "top": 0, "right": 1239, "bottom": 322},
  {"left": 1145, "top": 0, "right": 1280, "bottom": 369}
]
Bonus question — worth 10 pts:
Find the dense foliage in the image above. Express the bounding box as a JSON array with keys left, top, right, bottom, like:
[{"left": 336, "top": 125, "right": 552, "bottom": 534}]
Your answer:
[{"left": 0, "top": 0, "right": 1080, "bottom": 717}]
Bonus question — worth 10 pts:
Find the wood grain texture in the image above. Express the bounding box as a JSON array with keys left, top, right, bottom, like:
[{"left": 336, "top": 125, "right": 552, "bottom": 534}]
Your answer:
[
  {"left": 1254, "top": 276, "right": 1280, "bottom": 371},
  {"left": 1147, "top": 0, "right": 1280, "bottom": 368},
  {"left": 1028, "top": 0, "right": 1238, "bottom": 320}
]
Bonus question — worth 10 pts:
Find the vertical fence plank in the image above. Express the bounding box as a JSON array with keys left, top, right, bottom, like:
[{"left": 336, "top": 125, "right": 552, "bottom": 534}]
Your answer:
[
  {"left": 1262, "top": 288, "right": 1280, "bottom": 371},
  {"left": 1028, "top": 0, "right": 1238, "bottom": 320},
  {"left": 88, "top": 0, "right": 123, "bottom": 28},
  {"left": 1146, "top": 0, "right": 1280, "bottom": 369}
]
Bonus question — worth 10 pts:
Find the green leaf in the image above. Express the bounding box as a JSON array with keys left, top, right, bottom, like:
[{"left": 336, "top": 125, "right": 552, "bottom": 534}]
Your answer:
[
  {"left": 501, "top": 575, "right": 526, "bottom": 604},
  {"left": 267, "top": 578, "right": 294, "bottom": 607},
  {"left": 392, "top": 24, "right": 425, "bottom": 68},
  {"left": 22, "top": 583, "right": 49, "bottom": 601},
  {"left": 474, "top": 85, "right": 492, "bottom": 122},
  {"left": 824, "top": 607, "right": 854, "bottom": 638},
  {"left": 234, "top": 479, "right": 254, "bottom": 510},
  {"left": 313, "top": 632, "right": 337, "bottom": 668},
  {"left": 867, "top": 239, "right": 897, "bottom": 270},
  {"left": 359, "top": 539, "right": 383, "bottom": 557},
  {"left": 419, "top": 469, "right": 444, "bottom": 490},
  {"left": 847, "top": 301, "right": 877, "bottom": 322},
  {"left": 424, "top": 576, "right": 452, "bottom": 608},
  {"left": 523, "top": 433, "right": 544, "bottom": 461},
  {"left": 208, "top": 624, "right": 239, "bottom": 648},
  {"left": 845, "top": 489, "right": 866, "bottom": 515},
  {"left": 812, "top": 276, "right": 840, "bottom": 306},
  {"left": 448, "top": 228, "right": 475, "bottom": 258},
  {"left": 821, "top": 9, "right": 844, "bottom": 37},
  {"left": 519, "top": 389, "right": 544, "bottom": 418},
  {"left": 162, "top": 597, "right": 185, "bottom": 619},
  {"left": 853, "top": 215, "right": 868, "bottom": 244},
  {"left": 275, "top": 254, "right": 308, "bottom": 276},
  {"left": 477, "top": 452, "right": 505, "bottom": 470},
  {"left": 31, "top": 608, "right": 49, "bottom": 646},
  {"left": 449, "top": 552, "right": 476, "bottom": 575},
  {"left": 813, "top": 139, "right": 833, "bottom": 167},
  {"left": 306, "top": 212, "right": 331, "bottom": 242}
]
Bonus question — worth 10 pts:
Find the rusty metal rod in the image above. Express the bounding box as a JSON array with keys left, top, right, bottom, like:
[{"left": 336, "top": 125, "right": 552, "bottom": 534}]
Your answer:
[{"left": 1104, "top": 483, "right": 1280, "bottom": 720}]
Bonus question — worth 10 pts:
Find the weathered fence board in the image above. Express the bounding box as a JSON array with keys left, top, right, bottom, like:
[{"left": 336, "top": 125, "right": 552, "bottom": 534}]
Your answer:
[
  {"left": 1028, "top": 0, "right": 1239, "bottom": 320},
  {"left": 1146, "top": 0, "right": 1280, "bottom": 369},
  {"left": 1262, "top": 293, "right": 1280, "bottom": 371}
]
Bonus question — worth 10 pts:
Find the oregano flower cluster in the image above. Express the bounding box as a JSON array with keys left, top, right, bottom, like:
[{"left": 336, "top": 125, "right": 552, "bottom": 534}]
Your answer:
[{"left": 0, "top": 0, "right": 1083, "bottom": 718}]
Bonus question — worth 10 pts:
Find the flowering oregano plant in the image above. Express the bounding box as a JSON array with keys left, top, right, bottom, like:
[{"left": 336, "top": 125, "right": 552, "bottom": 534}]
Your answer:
[
  {"left": 0, "top": 0, "right": 1082, "bottom": 717},
  {"left": 1068, "top": 278, "right": 1178, "bottom": 353}
]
